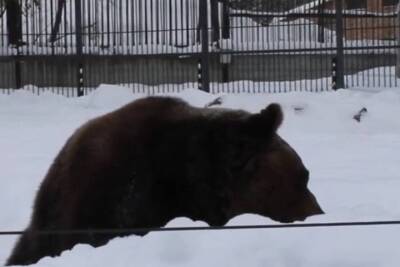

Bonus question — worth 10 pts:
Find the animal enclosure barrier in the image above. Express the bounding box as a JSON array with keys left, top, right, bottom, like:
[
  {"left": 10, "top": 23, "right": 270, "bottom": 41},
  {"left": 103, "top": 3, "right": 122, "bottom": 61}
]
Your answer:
[{"left": 0, "top": 0, "right": 399, "bottom": 96}]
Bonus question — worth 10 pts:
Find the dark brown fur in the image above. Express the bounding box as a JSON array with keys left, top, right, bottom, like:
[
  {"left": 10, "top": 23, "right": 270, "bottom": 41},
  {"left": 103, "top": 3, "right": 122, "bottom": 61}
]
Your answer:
[{"left": 6, "top": 97, "right": 323, "bottom": 266}]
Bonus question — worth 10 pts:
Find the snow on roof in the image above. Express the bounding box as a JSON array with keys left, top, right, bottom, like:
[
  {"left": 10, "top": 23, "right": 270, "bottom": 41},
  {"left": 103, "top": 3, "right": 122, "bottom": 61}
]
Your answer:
[{"left": 286, "top": 0, "right": 325, "bottom": 14}]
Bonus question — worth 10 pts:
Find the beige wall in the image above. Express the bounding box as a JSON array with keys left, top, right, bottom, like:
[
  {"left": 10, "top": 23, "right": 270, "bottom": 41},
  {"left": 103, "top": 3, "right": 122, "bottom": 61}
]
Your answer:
[
  {"left": 310, "top": 0, "right": 397, "bottom": 40},
  {"left": 344, "top": 17, "right": 395, "bottom": 40},
  {"left": 367, "top": 0, "right": 382, "bottom": 12}
]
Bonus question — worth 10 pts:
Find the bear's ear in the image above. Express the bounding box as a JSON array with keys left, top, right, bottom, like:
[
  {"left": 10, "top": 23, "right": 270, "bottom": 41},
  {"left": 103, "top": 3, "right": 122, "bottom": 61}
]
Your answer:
[
  {"left": 246, "top": 103, "right": 283, "bottom": 134},
  {"left": 259, "top": 103, "right": 283, "bottom": 132}
]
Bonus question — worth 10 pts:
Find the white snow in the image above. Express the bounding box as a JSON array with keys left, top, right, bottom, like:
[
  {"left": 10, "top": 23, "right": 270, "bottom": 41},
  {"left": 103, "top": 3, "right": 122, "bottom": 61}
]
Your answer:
[
  {"left": 1, "top": 83, "right": 400, "bottom": 266},
  {"left": 3, "top": 65, "right": 398, "bottom": 98}
]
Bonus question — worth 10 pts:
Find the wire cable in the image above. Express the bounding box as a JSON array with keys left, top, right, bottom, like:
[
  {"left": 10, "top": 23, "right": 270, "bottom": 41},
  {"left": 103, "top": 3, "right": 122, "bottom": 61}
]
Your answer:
[{"left": 1, "top": 220, "right": 400, "bottom": 236}]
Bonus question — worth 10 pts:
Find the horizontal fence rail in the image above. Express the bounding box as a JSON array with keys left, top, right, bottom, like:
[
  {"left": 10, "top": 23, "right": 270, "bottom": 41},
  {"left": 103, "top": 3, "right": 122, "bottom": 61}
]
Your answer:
[
  {"left": 1, "top": 220, "right": 400, "bottom": 236},
  {"left": 0, "top": 0, "right": 399, "bottom": 95}
]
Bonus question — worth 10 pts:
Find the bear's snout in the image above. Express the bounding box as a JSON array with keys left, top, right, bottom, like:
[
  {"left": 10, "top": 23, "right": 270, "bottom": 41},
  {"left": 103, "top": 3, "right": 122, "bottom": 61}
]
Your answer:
[
  {"left": 293, "top": 189, "right": 324, "bottom": 222},
  {"left": 272, "top": 189, "right": 324, "bottom": 224}
]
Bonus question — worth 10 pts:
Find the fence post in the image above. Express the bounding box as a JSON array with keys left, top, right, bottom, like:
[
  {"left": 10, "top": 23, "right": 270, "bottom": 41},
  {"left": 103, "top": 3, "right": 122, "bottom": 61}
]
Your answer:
[
  {"left": 221, "top": 0, "right": 230, "bottom": 83},
  {"left": 6, "top": 0, "right": 23, "bottom": 46},
  {"left": 15, "top": 49, "right": 22, "bottom": 90},
  {"left": 199, "top": 0, "right": 210, "bottom": 92},
  {"left": 334, "top": 0, "right": 345, "bottom": 90},
  {"left": 317, "top": 0, "right": 325, "bottom": 43},
  {"left": 75, "top": 0, "right": 84, "bottom": 96},
  {"left": 210, "top": 0, "right": 220, "bottom": 46},
  {"left": 396, "top": 3, "right": 400, "bottom": 78}
]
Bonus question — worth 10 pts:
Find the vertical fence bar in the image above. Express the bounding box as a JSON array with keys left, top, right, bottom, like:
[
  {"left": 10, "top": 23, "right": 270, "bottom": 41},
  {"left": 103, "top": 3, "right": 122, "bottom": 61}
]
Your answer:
[
  {"left": 396, "top": 3, "right": 400, "bottom": 79},
  {"left": 15, "top": 49, "right": 22, "bottom": 89},
  {"left": 14, "top": 0, "right": 22, "bottom": 90},
  {"left": 199, "top": 0, "right": 210, "bottom": 92},
  {"left": 334, "top": 0, "right": 345, "bottom": 89},
  {"left": 75, "top": 0, "right": 84, "bottom": 96}
]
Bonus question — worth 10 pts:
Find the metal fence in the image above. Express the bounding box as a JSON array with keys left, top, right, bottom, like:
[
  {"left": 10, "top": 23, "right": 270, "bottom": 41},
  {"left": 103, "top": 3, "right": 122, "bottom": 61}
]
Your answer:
[{"left": 0, "top": 0, "right": 399, "bottom": 96}]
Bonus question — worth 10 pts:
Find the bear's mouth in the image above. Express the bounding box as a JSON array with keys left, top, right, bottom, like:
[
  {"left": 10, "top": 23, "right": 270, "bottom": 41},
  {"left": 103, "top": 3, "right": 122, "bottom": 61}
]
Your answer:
[
  {"left": 275, "top": 216, "right": 305, "bottom": 224},
  {"left": 275, "top": 215, "right": 310, "bottom": 224},
  {"left": 272, "top": 201, "right": 325, "bottom": 224}
]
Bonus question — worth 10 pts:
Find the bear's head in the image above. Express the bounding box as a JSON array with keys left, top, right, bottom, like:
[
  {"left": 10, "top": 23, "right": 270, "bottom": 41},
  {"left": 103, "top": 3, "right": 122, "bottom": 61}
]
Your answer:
[{"left": 224, "top": 103, "right": 324, "bottom": 223}]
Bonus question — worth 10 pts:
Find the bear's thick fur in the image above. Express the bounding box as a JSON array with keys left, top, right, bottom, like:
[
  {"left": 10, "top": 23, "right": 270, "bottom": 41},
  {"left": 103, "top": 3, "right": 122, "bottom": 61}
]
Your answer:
[{"left": 6, "top": 97, "right": 323, "bottom": 266}]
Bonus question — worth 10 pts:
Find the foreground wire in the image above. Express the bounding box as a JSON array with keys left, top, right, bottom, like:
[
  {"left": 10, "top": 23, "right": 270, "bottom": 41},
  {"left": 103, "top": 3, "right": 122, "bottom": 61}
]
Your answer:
[{"left": 1, "top": 220, "right": 400, "bottom": 236}]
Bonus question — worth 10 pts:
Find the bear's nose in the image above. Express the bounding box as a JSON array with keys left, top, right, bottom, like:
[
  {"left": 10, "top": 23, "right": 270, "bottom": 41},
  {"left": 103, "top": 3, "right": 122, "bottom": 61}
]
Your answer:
[{"left": 304, "top": 190, "right": 325, "bottom": 216}]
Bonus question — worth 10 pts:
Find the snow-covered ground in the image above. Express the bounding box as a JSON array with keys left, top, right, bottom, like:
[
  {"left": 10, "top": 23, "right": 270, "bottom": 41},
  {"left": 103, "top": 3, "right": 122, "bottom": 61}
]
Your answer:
[
  {"left": 1, "top": 84, "right": 400, "bottom": 266},
  {"left": 1, "top": 66, "right": 398, "bottom": 97}
]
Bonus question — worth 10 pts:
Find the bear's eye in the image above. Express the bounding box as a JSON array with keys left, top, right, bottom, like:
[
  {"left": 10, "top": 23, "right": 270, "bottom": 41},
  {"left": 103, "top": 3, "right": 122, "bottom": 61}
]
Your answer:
[{"left": 232, "top": 154, "right": 256, "bottom": 174}]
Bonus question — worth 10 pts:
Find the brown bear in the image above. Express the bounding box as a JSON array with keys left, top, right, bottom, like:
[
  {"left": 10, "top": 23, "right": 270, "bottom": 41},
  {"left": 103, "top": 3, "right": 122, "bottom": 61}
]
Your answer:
[{"left": 6, "top": 97, "right": 323, "bottom": 266}]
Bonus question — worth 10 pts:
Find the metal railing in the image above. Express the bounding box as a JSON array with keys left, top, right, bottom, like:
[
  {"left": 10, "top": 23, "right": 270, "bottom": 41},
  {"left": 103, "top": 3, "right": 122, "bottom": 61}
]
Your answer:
[
  {"left": 0, "top": 0, "right": 399, "bottom": 96},
  {"left": 1, "top": 220, "right": 400, "bottom": 237}
]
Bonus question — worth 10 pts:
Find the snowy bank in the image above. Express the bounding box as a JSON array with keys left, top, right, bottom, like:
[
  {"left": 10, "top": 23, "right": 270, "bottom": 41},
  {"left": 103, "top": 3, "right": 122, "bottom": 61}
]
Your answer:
[{"left": 1, "top": 86, "right": 400, "bottom": 266}]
